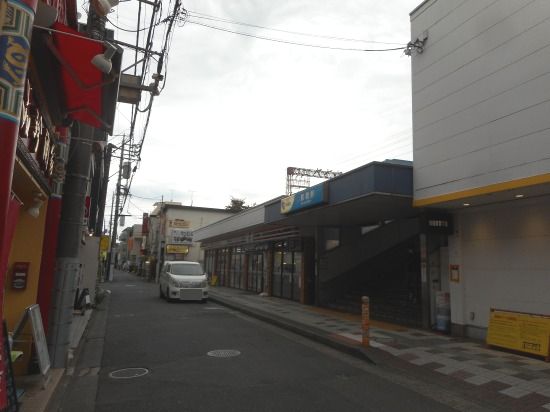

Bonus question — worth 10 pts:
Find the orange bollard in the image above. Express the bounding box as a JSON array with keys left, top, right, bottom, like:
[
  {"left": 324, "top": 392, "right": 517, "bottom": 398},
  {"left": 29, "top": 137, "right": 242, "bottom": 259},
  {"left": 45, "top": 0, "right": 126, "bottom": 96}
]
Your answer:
[{"left": 362, "top": 296, "right": 370, "bottom": 347}]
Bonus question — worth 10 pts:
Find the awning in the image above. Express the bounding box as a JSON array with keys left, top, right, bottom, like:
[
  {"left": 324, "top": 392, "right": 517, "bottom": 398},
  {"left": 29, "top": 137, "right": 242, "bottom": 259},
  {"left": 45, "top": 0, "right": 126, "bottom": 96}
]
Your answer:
[{"left": 48, "top": 22, "right": 121, "bottom": 134}]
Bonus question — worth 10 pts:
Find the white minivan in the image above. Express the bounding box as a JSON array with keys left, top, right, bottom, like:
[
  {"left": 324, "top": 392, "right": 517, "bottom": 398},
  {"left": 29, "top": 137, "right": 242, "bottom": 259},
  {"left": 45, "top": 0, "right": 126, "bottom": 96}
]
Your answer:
[{"left": 159, "top": 261, "right": 209, "bottom": 302}]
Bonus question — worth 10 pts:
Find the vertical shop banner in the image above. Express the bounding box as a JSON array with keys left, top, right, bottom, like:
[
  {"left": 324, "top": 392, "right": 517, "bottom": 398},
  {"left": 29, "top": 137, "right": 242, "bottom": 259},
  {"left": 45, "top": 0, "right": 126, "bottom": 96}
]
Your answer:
[
  {"left": 0, "top": 0, "right": 37, "bottom": 407},
  {"left": 0, "top": 198, "right": 21, "bottom": 288},
  {"left": 0, "top": 198, "right": 21, "bottom": 411}
]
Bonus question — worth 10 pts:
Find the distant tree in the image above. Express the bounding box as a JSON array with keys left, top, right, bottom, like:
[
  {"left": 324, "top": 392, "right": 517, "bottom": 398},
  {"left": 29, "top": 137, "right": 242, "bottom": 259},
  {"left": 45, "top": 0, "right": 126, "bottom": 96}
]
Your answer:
[{"left": 225, "top": 197, "right": 249, "bottom": 212}]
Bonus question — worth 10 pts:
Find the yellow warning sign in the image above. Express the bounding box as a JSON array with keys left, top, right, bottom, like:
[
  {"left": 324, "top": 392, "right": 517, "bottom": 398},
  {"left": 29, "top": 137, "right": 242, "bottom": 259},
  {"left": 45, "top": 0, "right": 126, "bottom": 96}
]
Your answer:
[{"left": 486, "top": 309, "right": 550, "bottom": 360}]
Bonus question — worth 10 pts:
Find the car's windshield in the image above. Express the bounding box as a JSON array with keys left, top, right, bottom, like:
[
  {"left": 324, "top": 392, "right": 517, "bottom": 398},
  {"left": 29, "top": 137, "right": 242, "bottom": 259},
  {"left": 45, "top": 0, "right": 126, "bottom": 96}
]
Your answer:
[{"left": 170, "top": 264, "right": 203, "bottom": 276}]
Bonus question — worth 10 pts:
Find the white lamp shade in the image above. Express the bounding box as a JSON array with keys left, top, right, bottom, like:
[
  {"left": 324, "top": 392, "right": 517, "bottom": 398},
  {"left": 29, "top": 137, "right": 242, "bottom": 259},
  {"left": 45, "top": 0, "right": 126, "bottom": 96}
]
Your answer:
[
  {"left": 91, "top": 53, "right": 112, "bottom": 74},
  {"left": 27, "top": 197, "right": 44, "bottom": 218},
  {"left": 91, "top": 43, "right": 117, "bottom": 74},
  {"left": 98, "top": 0, "right": 110, "bottom": 15},
  {"left": 94, "top": 0, "right": 119, "bottom": 16}
]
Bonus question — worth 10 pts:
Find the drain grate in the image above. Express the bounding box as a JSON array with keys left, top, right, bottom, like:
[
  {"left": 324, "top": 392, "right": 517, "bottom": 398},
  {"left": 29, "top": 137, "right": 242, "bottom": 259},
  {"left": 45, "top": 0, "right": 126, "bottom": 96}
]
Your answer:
[
  {"left": 207, "top": 349, "right": 241, "bottom": 358},
  {"left": 109, "top": 367, "right": 150, "bottom": 379}
]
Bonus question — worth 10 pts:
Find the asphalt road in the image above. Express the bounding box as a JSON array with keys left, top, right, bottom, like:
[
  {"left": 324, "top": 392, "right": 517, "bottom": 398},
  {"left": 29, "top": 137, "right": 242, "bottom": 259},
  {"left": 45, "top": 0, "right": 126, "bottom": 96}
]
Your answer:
[{"left": 53, "top": 271, "right": 461, "bottom": 412}]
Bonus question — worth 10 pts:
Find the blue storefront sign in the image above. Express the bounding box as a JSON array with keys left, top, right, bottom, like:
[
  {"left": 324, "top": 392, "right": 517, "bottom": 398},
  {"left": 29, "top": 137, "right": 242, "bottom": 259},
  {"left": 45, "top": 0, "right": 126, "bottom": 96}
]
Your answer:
[{"left": 281, "top": 183, "right": 328, "bottom": 214}]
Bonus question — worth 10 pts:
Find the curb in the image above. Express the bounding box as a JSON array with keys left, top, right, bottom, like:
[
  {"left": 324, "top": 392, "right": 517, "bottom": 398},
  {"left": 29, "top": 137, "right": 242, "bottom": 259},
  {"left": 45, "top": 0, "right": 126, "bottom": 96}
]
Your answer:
[{"left": 209, "top": 293, "right": 377, "bottom": 365}]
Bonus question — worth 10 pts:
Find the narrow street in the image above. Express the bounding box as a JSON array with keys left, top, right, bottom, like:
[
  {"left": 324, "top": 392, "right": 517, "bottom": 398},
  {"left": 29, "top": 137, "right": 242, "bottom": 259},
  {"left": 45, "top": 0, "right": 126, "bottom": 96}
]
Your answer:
[{"left": 49, "top": 270, "right": 460, "bottom": 412}]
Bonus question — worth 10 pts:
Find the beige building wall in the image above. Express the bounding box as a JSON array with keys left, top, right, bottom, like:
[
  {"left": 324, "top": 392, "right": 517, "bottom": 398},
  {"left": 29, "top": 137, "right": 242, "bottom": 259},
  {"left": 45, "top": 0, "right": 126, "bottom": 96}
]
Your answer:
[
  {"left": 411, "top": 0, "right": 550, "bottom": 205},
  {"left": 410, "top": 0, "right": 550, "bottom": 338},
  {"left": 163, "top": 206, "right": 234, "bottom": 263}
]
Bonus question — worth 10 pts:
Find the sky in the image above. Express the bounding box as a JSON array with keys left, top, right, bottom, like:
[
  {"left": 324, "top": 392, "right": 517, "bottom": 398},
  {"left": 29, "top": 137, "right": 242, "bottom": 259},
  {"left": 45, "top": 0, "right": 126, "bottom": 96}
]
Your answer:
[{"left": 102, "top": 0, "right": 422, "bottom": 229}]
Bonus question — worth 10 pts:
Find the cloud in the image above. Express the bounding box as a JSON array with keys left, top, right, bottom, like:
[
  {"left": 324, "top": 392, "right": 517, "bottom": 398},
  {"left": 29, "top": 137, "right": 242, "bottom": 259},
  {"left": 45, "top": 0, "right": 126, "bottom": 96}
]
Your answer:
[{"left": 110, "top": 0, "right": 421, "bottom": 228}]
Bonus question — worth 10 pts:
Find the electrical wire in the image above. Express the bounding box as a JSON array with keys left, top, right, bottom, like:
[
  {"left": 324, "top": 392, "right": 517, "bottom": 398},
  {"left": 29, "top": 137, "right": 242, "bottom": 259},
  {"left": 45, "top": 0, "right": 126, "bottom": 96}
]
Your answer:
[
  {"left": 187, "top": 10, "right": 406, "bottom": 46},
  {"left": 106, "top": 17, "right": 154, "bottom": 33},
  {"left": 186, "top": 20, "right": 406, "bottom": 52},
  {"left": 130, "top": 193, "right": 163, "bottom": 201},
  {"left": 128, "top": 198, "right": 146, "bottom": 213}
]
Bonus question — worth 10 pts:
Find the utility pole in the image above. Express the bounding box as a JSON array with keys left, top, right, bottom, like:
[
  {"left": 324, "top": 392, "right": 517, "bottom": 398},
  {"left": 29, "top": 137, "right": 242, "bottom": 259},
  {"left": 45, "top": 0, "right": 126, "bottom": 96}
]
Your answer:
[
  {"left": 95, "top": 143, "right": 113, "bottom": 236},
  {"left": 48, "top": 124, "right": 94, "bottom": 368},
  {"left": 104, "top": 190, "right": 115, "bottom": 279},
  {"left": 108, "top": 190, "right": 115, "bottom": 237},
  {"left": 106, "top": 137, "right": 124, "bottom": 281},
  {"left": 154, "top": 195, "right": 164, "bottom": 283},
  {"left": 48, "top": 5, "right": 108, "bottom": 368}
]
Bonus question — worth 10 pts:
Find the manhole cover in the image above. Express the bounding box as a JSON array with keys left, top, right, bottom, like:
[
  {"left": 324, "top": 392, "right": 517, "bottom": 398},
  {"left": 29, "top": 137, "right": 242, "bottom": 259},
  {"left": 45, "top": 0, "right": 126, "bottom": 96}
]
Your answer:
[
  {"left": 109, "top": 367, "right": 149, "bottom": 379},
  {"left": 207, "top": 349, "right": 241, "bottom": 358}
]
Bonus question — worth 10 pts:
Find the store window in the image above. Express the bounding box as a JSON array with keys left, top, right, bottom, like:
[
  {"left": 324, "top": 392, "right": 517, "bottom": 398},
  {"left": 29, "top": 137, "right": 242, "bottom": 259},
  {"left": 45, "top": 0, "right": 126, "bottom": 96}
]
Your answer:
[
  {"left": 324, "top": 227, "right": 340, "bottom": 251},
  {"left": 229, "top": 247, "right": 244, "bottom": 289},
  {"left": 248, "top": 252, "right": 264, "bottom": 293},
  {"left": 216, "top": 248, "right": 230, "bottom": 286}
]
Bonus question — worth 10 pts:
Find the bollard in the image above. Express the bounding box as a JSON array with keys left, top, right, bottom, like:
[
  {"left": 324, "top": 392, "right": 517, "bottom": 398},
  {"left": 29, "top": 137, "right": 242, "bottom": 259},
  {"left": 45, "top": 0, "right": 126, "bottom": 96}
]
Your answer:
[{"left": 361, "top": 296, "right": 370, "bottom": 347}]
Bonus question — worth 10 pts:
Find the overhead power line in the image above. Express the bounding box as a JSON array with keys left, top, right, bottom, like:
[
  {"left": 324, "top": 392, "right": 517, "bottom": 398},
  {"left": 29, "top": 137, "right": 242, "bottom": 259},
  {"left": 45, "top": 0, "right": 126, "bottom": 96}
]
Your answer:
[
  {"left": 186, "top": 20, "right": 406, "bottom": 52},
  {"left": 106, "top": 17, "right": 154, "bottom": 33},
  {"left": 187, "top": 10, "right": 406, "bottom": 46},
  {"left": 130, "top": 193, "right": 164, "bottom": 201}
]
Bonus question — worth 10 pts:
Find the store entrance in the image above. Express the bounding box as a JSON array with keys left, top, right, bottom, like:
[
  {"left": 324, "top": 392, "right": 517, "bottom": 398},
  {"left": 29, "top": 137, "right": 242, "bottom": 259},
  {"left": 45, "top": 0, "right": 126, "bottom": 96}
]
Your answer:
[
  {"left": 247, "top": 251, "right": 265, "bottom": 293},
  {"left": 272, "top": 240, "right": 302, "bottom": 302}
]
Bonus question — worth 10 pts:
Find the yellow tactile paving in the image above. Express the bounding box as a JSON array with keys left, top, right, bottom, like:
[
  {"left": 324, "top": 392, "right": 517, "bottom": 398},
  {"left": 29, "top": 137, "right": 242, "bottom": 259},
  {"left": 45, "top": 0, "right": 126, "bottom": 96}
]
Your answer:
[
  {"left": 307, "top": 306, "right": 409, "bottom": 332},
  {"left": 369, "top": 320, "right": 409, "bottom": 332},
  {"left": 308, "top": 306, "right": 361, "bottom": 321}
]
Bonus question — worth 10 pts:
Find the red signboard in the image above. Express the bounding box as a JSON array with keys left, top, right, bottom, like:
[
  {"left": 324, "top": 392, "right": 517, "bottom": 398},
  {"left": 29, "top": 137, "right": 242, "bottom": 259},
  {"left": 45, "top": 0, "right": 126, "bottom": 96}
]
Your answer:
[{"left": 11, "top": 262, "right": 30, "bottom": 290}]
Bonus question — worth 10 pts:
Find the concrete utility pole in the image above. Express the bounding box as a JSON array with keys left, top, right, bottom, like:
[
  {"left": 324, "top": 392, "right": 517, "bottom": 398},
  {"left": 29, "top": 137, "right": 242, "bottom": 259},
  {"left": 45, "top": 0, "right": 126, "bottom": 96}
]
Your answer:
[
  {"left": 48, "top": 6, "right": 108, "bottom": 368},
  {"left": 154, "top": 195, "right": 164, "bottom": 283},
  {"left": 106, "top": 138, "right": 124, "bottom": 281},
  {"left": 48, "top": 124, "right": 94, "bottom": 367},
  {"left": 95, "top": 143, "right": 113, "bottom": 235}
]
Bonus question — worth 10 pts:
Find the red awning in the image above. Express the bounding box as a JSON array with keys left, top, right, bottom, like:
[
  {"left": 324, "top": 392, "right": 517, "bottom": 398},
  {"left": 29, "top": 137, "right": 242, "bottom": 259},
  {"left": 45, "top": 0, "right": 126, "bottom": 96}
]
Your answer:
[{"left": 50, "top": 22, "right": 112, "bottom": 130}]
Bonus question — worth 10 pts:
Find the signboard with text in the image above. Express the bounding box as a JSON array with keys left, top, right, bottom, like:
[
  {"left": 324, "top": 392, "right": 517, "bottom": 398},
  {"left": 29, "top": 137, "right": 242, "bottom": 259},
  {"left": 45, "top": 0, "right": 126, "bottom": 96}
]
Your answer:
[
  {"left": 422, "top": 214, "right": 453, "bottom": 234},
  {"left": 28, "top": 305, "right": 50, "bottom": 376},
  {"left": 169, "top": 219, "right": 190, "bottom": 228},
  {"left": 281, "top": 183, "right": 328, "bottom": 214},
  {"left": 166, "top": 244, "right": 189, "bottom": 254},
  {"left": 11, "top": 262, "right": 29, "bottom": 290},
  {"left": 170, "top": 229, "right": 193, "bottom": 245},
  {"left": 486, "top": 309, "right": 550, "bottom": 360}
]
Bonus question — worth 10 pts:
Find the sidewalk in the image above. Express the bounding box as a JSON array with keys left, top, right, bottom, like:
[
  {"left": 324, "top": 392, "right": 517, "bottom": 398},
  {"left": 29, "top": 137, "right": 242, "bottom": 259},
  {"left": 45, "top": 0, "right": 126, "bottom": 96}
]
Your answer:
[
  {"left": 209, "top": 286, "right": 550, "bottom": 412},
  {"left": 15, "top": 306, "right": 95, "bottom": 412}
]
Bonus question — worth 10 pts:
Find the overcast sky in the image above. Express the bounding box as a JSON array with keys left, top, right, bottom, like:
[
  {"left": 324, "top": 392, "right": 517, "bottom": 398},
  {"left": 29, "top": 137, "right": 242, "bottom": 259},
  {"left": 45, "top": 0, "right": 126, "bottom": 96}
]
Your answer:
[{"left": 105, "top": 0, "right": 421, "bottom": 229}]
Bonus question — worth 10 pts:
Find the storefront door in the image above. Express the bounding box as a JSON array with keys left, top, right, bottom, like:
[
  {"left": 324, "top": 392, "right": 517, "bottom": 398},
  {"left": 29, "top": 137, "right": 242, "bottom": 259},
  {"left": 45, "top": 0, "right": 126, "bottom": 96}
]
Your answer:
[
  {"left": 281, "top": 251, "right": 293, "bottom": 299},
  {"left": 272, "top": 249, "right": 283, "bottom": 297},
  {"left": 292, "top": 252, "right": 302, "bottom": 302}
]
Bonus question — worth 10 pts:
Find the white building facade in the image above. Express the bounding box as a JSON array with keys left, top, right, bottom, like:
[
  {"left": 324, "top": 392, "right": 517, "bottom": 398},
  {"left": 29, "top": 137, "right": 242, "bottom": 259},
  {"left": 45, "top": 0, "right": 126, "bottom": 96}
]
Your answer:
[
  {"left": 150, "top": 203, "right": 235, "bottom": 277},
  {"left": 410, "top": 0, "right": 550, "bottom": 338}
]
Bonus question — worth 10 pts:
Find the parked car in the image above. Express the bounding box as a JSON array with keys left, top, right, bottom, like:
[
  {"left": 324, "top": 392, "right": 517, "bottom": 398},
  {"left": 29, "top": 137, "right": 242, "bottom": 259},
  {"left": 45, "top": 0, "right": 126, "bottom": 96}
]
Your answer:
[{"left": 159, "top": 261, "right": 209, "bottom": 302}]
